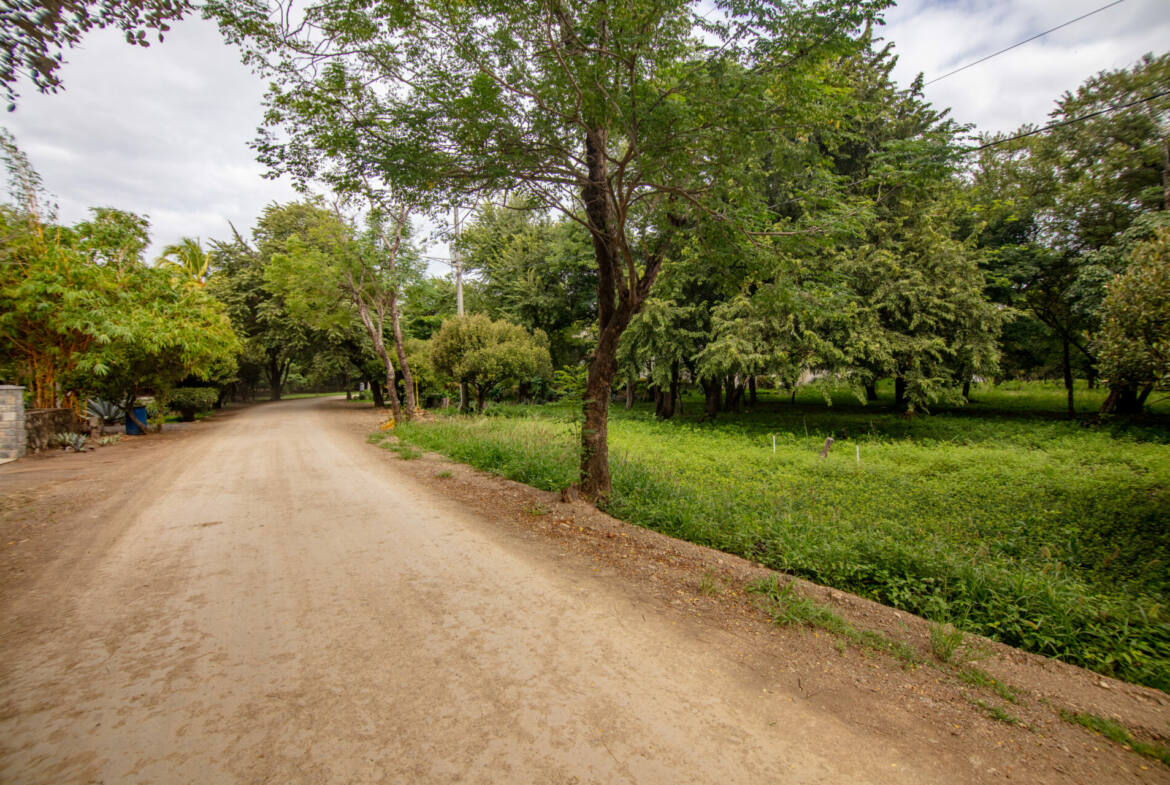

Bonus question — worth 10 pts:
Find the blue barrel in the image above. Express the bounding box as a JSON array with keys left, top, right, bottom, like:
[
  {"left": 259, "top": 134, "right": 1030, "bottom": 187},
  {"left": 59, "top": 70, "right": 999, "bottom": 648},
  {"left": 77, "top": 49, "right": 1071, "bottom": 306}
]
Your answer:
[{"left": 125, "top": 406, "right": 149, "bottom": 435}]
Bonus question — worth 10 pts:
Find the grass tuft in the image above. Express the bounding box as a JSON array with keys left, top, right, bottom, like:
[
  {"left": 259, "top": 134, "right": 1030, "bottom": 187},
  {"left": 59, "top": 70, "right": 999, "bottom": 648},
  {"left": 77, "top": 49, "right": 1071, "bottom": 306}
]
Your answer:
[
  {"left": 1061, "top": 710, "right": 1170, "bottom": 765},
  {"left": 958, "top": 666, "right": 1023, "bottom": 705},
  {"left": 749, "top": 577, "right": 920, "bottom": 665}
]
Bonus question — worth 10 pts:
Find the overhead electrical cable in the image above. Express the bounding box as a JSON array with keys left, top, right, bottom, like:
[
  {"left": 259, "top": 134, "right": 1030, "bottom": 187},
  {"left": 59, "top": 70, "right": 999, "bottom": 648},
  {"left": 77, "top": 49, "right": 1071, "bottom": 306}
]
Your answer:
[
  {"left": 962, "top": 88, "right": 1170, "bottom": 154},
  {"left": 924, "top": 0, "right": 1127, "bottom": 85}
]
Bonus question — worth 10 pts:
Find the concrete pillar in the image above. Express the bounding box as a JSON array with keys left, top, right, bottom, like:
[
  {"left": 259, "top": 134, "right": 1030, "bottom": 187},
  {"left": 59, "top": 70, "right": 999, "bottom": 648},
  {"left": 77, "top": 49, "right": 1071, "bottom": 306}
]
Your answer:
[{"left": 0, "top": 386, "right": 26, "bottom": 464}]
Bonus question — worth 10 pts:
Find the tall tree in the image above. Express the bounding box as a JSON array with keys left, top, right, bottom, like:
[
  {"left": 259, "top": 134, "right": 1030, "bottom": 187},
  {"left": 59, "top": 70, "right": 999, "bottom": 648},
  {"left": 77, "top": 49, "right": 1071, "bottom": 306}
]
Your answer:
[
  {"left": 971, "top": 53, "right": 1170, "bottom": 414},
  {"left": 457, "top": 199, "right": 596, "bottom": 369},
  {"left": 264, "top": 200, "right": 423, "bottom": 421},
  {"left": 431, "top": 315, "right": 553, "bottom": 413},
  {"left": 210, "top": 0, "right": 885, "bottom": 499},
  {"left": 205, "top": 227, "right": 312, "bottom": 401}
]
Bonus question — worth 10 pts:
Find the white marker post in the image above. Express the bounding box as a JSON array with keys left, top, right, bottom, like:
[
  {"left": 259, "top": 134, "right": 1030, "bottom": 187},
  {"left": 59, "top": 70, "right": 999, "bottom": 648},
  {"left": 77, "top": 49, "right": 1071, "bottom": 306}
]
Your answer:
[
  {"left": 856, "top": 445, "right": 860, "bottom": 465},
  {"left": 772, "top": 434, "right": 776, "bottom": 454}
]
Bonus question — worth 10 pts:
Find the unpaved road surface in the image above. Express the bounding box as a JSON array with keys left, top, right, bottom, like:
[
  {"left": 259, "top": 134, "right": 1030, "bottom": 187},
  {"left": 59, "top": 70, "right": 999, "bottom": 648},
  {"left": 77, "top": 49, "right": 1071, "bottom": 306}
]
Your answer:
[{"left": 1, "top": 398, "right": 1166, "bottom": 784}]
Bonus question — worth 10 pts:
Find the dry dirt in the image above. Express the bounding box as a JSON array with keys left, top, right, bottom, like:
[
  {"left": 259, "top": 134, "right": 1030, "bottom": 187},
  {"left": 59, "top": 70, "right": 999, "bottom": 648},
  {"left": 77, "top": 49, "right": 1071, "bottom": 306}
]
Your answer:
[{"left": 0, "top": 396, "right": 1167, "bottom": 784}]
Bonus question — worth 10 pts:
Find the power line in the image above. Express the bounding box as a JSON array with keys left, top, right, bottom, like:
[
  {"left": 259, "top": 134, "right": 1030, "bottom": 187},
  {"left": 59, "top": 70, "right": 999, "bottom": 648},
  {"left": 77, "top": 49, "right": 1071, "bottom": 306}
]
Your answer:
[
  {"left": 924, "top": 0, "right": 1126, "bottom": 86},
  {"left": 963, "top": 88, "right": 1170, "bottom": 154}
]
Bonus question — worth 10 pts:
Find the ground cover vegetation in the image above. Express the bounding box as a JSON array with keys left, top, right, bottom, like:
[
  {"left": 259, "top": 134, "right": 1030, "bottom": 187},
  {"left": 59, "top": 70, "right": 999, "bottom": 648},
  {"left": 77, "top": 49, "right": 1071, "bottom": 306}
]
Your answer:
[{"left": 391, "top": 391, "right": 1170, "bottom": 691}]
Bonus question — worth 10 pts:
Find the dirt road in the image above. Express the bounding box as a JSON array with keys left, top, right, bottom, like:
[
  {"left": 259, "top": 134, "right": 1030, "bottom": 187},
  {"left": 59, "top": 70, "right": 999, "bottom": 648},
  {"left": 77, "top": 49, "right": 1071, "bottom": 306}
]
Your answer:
[{"left": 1, "top": 398, "right": 1165, "bottom": 784}]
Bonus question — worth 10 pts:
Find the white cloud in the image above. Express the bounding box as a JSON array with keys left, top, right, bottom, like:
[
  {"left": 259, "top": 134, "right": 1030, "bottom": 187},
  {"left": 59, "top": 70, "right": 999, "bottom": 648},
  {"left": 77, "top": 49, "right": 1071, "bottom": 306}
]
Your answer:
[
  {"left": 2, "top": 14, "right": 301, "bottom": 259},
  {"left": 881, "top": 0, "right": 1170, "bottom": 135}
]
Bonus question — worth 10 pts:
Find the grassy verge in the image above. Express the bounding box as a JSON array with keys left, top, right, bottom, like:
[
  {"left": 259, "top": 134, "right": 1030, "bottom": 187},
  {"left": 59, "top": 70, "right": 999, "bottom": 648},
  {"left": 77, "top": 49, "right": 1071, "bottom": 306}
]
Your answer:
[
  {"left": 748, "top": 577, "right": 920, "bottom": 664},
  {"left": 1061, "top": 710, "right": 1170, "bottom": 765},
  {"left": 390, "top": 391, "right": 1170, "bottom": 691}
]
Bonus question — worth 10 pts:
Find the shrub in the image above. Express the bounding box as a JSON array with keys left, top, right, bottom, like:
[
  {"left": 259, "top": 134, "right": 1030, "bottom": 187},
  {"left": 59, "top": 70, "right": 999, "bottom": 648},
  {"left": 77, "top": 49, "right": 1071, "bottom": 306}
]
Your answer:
[{"left": 168, "top": 387, "right": 218, "bottom": 422}]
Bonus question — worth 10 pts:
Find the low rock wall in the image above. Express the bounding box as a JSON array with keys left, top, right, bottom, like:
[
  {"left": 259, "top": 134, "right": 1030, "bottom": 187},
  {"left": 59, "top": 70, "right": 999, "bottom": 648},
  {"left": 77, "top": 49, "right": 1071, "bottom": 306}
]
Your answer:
[{"left": 25, "top": 408, "right": 84, "bottom": 453}]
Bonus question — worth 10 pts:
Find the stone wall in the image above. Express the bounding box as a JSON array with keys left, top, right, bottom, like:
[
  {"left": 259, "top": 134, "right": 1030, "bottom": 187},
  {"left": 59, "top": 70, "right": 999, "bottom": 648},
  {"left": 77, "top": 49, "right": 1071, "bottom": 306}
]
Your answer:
[
  {"left": 0, "top": 386, "right": 26, "bottom": 464},
  {"left": 24, "top": 408, "right": 83, "bottom": 453}
]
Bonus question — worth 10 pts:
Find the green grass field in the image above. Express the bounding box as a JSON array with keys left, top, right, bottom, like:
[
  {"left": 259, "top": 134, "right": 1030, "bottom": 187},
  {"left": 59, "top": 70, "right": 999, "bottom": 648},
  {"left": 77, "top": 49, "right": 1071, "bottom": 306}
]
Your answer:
[{"left": 391, "top": 381, "right": 1170, "bottom": 691}]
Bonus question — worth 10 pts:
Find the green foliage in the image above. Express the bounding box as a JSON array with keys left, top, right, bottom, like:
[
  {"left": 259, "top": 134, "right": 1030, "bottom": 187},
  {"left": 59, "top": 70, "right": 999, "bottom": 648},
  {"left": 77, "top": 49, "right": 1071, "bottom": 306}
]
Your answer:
[
  {"left": 749, "top": 577, "right": 919, "bottom": 663},
  {"left": 1096, "top": 228, "right": 1170, "bottom": 395},
  {"left": 1061, "top": 710, "right": 1170, "bottom": 766},
  {"left": 73, "top": 263, "right": 240, "bottom": 414},
  {"left": 205, "top": 212, "right": 322, "bottom": 400},
  {"left": 430, "top": 314, "right": 553, "bottom": 412},
  {"left": 458, "top": 200, "right": 596, "bottom": 367},
  {"left": 158, "top": 237, "right": 213, "bottom": 286},
  {"left": 50, "top": 432, "right": 89, "bottom": 451},
  {"left": 970, "top": 53, "right": 1170, "bottom": 408},
  {"left": 86, "top": 398, "right": 123, "bottom": 424},
  {"left": 551, "top": 365, "right": 588, "bottom": 401},
  {"left": 167, "top": 386, "right": 218, "bottom": 420},
  {"left": 393, "top": 393, "right": 1170, "bottom": 690},
  {"left": 0, "top": 132, "right": 239, "bottom": 410}
]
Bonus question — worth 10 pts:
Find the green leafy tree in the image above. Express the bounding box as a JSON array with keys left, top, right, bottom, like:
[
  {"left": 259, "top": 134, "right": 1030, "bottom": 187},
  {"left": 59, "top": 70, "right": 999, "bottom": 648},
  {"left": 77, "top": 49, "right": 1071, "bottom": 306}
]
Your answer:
[
  {"left": 210, "top": 0, "right": 885, "bottom": 499},
  {"left": 264, "top": 200, "right": 423, "bottom": 420},
  {"left": 158, "top": 236, "right": 213, "bottom": 286},
  {"left": 1095, "top": 227, "right": 1170, "bottom": 410},
  {"left": 401, "top": 275, "right": 487, "bottom": 341},
  {"left": 971, "top": 53, "right": 1170, "bottom": 413},
  {"left": 75, "top": 263, "right": 239, "bottom": 430},
  {"left": 430, "top": 315, "right": 552, "bottom": 413},
  {"left": 458, "top": 200, "right": 596, "bottom": 368},
  {"left": 206, "top": 216, "right": 318, "bottom": 401}
]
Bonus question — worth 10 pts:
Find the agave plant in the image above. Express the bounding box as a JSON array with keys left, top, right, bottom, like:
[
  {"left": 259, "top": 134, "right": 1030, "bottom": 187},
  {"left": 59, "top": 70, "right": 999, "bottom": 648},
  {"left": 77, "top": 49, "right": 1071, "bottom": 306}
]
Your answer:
[
  {"left": 87, "top": 398, "right": 124, "bottom": 424},
  {"left": 51, "top": 432, "right": 89, "bottom": 451}
]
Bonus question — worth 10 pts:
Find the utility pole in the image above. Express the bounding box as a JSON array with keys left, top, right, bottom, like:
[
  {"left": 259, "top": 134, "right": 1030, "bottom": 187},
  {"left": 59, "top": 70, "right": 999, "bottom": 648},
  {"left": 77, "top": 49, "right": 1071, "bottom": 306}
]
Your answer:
[
  {"left": 453, "top": 204, "right": 469, "bottom": 412},
  {"left": 454, "top": 205, "right": 464, "bottom": 317}
]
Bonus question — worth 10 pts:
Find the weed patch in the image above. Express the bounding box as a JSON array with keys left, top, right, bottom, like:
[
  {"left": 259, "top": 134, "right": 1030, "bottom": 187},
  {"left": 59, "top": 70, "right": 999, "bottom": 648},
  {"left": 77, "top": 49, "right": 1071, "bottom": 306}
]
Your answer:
[
  {"left": 958, "top": 667, "right": 1022, "bottom": 705},
  {"left": 749, "top": 578, "right": 920, "bottom": 665},
  {"left": 1061, "top": 710, "right": 1170, "bottom": 766},
  {"left": 972, "top": 699, "right": 1028, "bottom": 729}
]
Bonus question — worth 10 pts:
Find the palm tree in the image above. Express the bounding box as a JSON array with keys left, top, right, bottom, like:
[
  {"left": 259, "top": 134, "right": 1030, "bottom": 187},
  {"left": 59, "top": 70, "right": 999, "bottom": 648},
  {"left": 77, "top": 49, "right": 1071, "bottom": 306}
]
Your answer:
[{"left": 158, "top": 237, "right": 213, "bottom": 286}]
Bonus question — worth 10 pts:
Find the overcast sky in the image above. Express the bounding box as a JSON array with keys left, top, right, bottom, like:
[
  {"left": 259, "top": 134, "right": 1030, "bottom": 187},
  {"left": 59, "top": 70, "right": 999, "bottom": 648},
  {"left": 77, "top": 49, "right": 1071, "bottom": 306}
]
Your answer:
[{"left": 2, "top": 0, "right": 1168, "bottom": 267}]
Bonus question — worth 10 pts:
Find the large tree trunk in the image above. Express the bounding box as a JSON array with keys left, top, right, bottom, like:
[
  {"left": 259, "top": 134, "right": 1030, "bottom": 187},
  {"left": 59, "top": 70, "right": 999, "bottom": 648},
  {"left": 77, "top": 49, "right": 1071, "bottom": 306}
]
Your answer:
[
  {"left": 1062, "top": 333, "right": 1075, "bottom": 418},
  {"left": 864, "top": 381, "right": 877, "bottom": 403},
  {"left": 581, "top": 325, "right": 624, "bottom": 500},
  {"left": 894, "top": 376, "right": 908, "bottom": 412},
  {"left": 266, "top": 353, "right": 286, "bottom": 401},
  {"left": 748, "top": 375, "right": 757, "bottom": 406},
  {"left": 1109, "top": 385, "right": 1143, "bottom": 416},
  {"left": 1138, "top": 383, "right": 1154, "bottom": 408},
  {"left": 368, "top": 377, "right": 385, "bottom": 408},
  {"left": 655, "top": 370, "right": 677, "bottom": 420},
  {"left": 355, "top": 301, "right": 401, "bottom": 422},
  {"left": 577, "top": 126, "right": 664, "bottom": 501},
  {"left": 701, "top": 377, "right": 722, "bottom": 418},
  {"left": 388, "top": 292, "right": 415, "bottom": 419}
]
